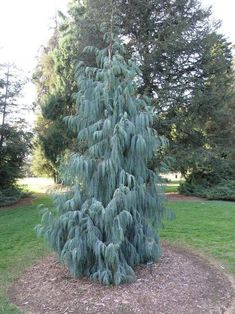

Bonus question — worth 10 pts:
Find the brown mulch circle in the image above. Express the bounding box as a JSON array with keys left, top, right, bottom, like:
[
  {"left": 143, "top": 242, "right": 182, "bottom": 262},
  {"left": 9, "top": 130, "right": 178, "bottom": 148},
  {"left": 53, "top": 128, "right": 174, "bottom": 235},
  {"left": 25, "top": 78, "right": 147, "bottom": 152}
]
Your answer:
[
  {"left": 9, "top": 245, "right": 235, "bottom": 314},
  {"left": 0, "top": 196, "right": 35, "bottom": 211},
  {"left": 166, "top": 193, "right": 206, "bottom": 202}
]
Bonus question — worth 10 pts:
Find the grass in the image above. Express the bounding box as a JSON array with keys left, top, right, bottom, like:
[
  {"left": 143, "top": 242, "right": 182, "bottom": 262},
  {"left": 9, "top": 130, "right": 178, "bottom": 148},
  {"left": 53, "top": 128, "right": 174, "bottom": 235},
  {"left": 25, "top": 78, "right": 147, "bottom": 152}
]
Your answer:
[
  {"left": 161, "top": 200, "right": 235, "bottom": 274},
  {"left": 0, "top": 178, "right": 234, "bottom": 313},
  {"left": 0, "top": 195, "right": 53, "bottom": 314},
  {"left": 164, "top": 185, "right": 179, "bottom": 193}
]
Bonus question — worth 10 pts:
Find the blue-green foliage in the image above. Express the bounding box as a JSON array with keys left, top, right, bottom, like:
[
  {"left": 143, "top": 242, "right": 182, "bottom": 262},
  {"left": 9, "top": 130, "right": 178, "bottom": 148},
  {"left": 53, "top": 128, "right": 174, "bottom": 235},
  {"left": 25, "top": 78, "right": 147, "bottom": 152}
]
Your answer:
[{"left": 37, "top": 39, "right": 168, "bottom": 285}]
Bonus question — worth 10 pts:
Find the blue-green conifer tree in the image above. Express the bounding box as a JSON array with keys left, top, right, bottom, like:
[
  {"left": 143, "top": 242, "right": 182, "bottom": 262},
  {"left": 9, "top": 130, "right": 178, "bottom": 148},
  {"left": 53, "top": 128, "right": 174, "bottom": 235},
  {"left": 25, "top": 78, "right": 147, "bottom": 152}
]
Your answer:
[{"left": 37, "top": 35, "right": 168, "bottom": 285}]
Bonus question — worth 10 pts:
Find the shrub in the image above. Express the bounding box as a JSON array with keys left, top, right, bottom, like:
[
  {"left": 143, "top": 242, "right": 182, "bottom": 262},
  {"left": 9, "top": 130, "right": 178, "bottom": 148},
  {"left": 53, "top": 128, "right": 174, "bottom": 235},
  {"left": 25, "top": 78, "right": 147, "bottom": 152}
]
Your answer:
[
  {"left": 205, "top": 180, "right": 235, "bottom": 201},
  {"left": 179, "top": 180, "right": 235, "bottom": 201},
  {"left": 0, "top": 185, "right": 31, "bottom": 207}
]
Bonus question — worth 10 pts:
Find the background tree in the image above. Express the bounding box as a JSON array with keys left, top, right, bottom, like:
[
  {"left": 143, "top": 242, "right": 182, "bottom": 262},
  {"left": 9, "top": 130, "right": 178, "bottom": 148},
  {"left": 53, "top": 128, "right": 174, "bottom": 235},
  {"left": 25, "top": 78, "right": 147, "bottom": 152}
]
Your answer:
[
  {"left": 32, "top": 0, "right": 127, "bottom": 178},
  {"left": 0, "top": 124, "right": 31, "bottom": 187},
  {"left": 115, "top": 1, "right": 233, "bottom": 162},
  {"left": 31, "top": 141, "right": 57, "bottom": 179},
  {"left": 0, "top": 64, "right": 26, "bottom": 145},
  {"left": 82, "top": 0, "right": 235, "bottom": 200},
  {"left": 31, "top": 5, "right": 84, "bottom": 180},
  {"left": 179, "top": 80, "right": 235, "bottom": 200},
  {"left": 0, "top": 64, "right": 32, "bottom": 206},
  {"left": 33, "top": 0, "right": 235, "bottom": 199}
]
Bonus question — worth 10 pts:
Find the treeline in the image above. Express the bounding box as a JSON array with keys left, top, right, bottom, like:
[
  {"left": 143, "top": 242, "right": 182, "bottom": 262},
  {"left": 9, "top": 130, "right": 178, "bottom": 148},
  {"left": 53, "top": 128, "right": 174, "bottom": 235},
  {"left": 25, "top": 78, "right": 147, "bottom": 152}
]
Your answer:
[{"left": 32, "top": 0, "right": 235, "bottom": 200}]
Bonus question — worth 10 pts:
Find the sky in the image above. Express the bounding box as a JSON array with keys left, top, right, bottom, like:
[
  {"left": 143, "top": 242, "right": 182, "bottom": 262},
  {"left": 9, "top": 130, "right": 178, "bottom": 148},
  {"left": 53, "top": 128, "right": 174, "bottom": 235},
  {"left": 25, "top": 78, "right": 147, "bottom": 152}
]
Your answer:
[
  {"left": 0, "top": 0, "right": 68, "bottom": 124},
  {"left": 203, "top": 0, "right": 235, "bottom": 44},
  {"left": 0, "top": 0, "right": 234, "bottom": 125},
  {"left": 0, "top": 0, "right": 68, "bottom": 70}
]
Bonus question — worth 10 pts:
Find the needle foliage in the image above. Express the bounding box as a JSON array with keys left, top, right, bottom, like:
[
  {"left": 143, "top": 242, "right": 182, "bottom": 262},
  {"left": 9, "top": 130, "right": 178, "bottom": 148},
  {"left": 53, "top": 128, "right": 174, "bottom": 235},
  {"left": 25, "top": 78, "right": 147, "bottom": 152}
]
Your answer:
[{"left": 37, "top": 37, "right": 169, "bottom": 285}]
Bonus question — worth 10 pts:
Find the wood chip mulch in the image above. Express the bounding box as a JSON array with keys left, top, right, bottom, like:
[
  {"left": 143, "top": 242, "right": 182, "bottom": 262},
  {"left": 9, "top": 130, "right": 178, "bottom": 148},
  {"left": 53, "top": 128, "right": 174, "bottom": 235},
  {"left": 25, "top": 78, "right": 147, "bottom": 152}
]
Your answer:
[
  {"left": 9, "top": 245, "right": 235, "bottom": 314},
  {"left": 0, "top": 197, "right": 35, "bottom": 211},
  {"left": 166, "top": 193, "right": 206, "bottom": 202}
]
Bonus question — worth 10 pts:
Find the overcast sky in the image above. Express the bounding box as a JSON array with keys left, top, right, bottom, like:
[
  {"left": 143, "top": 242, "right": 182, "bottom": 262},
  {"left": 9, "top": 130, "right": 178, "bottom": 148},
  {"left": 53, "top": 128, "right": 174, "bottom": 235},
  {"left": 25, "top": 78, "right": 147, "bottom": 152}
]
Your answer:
[
  {"left": 204, "top": 0, "right": 235, "bottom": 44},
  {"left": 0, "top": 0, "right": 68, "bottom": 70},
  {"left": 0, "top": 0, "right": 234, "bottom": 124}
]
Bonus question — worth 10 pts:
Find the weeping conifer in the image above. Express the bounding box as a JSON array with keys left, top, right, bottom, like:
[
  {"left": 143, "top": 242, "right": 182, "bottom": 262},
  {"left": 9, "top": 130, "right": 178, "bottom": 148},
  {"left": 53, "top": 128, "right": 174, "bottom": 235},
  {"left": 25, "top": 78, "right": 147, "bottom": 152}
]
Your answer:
[{"left": 37, "top": 35, "right": 168, "bottom": 285}]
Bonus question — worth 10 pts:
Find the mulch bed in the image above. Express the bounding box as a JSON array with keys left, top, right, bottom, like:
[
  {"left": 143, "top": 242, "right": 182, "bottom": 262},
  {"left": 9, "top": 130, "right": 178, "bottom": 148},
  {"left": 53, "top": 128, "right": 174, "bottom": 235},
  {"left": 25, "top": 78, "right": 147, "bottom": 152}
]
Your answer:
[
  {"left": 0, "top": 197, "right": 35, "bottom": 211},
  {"left": 166, "top": 193, "right": 206, "bottom": 202},
  {"left": 9, "top": 245, "right": 235, "bottom": 314}
]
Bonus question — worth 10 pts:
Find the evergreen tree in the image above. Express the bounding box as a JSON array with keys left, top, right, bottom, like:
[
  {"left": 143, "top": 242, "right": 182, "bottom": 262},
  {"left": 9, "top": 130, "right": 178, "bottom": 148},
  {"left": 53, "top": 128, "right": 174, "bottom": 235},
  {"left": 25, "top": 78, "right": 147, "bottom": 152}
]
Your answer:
[
  {"left": 0, "top": 64, "right": 32, "bottom": 205},
  {"left": 37, "top": 37, "right": 168, "bottom": 285},
  {"left": 33, "top": 0, "right": 234, "bottom": 200},
  {"left": 0, "top": 124, "right": 31, "bottom": 189},
  {"left": 31, "top": 142, "right": 57, "bottom": 179},
  {"left": 34, "top": 0, "right": 234, "bottom": 180},
  {"left": 32, "top": 3, "right": 87, "bottom": 179},
  {"left": 0, "top": 64, "right": 26, "bottom": 143},
  {"left": 115, "top": 0, "right": 234, "bottom": 170}
]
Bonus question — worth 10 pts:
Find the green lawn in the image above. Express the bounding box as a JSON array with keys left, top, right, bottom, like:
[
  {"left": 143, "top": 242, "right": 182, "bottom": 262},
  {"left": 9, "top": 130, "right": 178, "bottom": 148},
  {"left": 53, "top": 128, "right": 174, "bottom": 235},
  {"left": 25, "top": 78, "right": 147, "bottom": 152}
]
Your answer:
[
  {"left": 164, "top": 185, "right": 179, "bottom": 193},
  {"left": 0, "top": 195, "right": 52, "bottom": 314},
  {"left": 161, "top": 200, "right": 235, "bottom": 274},
  {"left": 0, "top": 186, "right": 234, "bottom": 313}
]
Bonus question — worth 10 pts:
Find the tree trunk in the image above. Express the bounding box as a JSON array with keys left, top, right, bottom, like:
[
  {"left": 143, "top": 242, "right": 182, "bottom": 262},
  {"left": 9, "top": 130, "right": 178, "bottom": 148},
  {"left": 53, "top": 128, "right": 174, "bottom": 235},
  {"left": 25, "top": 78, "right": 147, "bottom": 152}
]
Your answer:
[{"left": 0, "top": 64, "right": 10, "bottom": 148}]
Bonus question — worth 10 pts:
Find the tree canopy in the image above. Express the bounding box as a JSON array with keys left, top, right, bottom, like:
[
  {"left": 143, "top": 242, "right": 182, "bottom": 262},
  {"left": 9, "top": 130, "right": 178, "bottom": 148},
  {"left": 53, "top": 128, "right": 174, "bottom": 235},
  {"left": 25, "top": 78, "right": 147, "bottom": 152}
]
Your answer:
[{"left": 33, "top": 0, "right": 235, "bottom": 199}]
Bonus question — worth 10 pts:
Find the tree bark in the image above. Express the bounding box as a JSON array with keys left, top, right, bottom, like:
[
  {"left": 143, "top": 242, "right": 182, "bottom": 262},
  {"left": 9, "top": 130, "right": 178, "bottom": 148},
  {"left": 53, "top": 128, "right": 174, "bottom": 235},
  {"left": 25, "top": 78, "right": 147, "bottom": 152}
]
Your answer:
[{"left": 0, "top": 64, "right": 10, "bottom": 148}]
